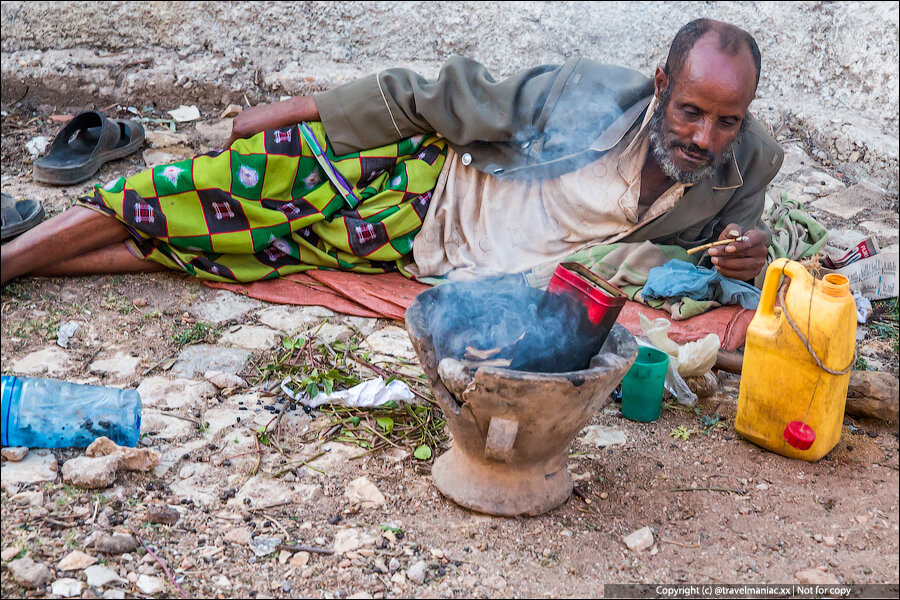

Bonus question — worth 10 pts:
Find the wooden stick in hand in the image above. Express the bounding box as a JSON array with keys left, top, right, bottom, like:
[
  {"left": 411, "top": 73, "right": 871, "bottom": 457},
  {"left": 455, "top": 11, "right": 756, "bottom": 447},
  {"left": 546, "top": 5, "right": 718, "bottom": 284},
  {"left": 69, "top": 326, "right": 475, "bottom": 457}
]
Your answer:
[{"left": 686, "top": 236, "right": 748, "bottom": 255}]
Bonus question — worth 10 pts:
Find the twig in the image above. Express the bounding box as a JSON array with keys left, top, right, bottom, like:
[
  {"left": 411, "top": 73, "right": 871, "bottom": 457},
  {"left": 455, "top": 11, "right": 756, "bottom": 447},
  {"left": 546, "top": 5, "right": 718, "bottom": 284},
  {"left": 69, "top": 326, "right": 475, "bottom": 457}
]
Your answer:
[
  {"left": 223, "top": 449, "right": 262, "bottom": 460},
  {"left": 277, "top": 543, "right": 333, "bottom": 556},
  {"left": 349, "top": 443, "right": 387, "bottom": 460},
  {"left": 80, "top": 346, "right": 105, "bottom": 373},
  {"left": 269, "top": 398, "right": 291, "bottom": 442},
  {"left": 38, "top": 517, "right": 77, "bottom": 528},
  {"left": 260, "top": 514, "right": 290, "bottom": 538},
  {"left": 251, "top": 433, "right": 262, "bottom": 476},
  {"left": 129, "top": 530, "right": 189, "bottom": 599},
  {"left": 361, "top": 424, "right": 404, "bottom": 449},
  {"left": 322, "top": 424, "right": 343, "bottom": 439},
  {"left": 142, "top": 353, "right": 176, "bottom": 376},
  {"left": 686, "top": 237, "right": 747, "bottom": 255},
  {"left": 661, "top": 538, "right": 701, "bottom": 549},
  {"left": 164, "top": 413, "right": 201, "bottom": 427},
  {"left": 248, "top": 501, "right": 292, "bottom": 512},
  {"left": 348, "top": 352, "right": 390, "bottom": 378},
  {"left": 572, "top": 487, "right": 592, "bottom": 504},
  {"left": 667, "top": 486, "right": 746, "bottom": 495},
  {"left": 272, "top": 451, "right": 326, "bottom": 477}
]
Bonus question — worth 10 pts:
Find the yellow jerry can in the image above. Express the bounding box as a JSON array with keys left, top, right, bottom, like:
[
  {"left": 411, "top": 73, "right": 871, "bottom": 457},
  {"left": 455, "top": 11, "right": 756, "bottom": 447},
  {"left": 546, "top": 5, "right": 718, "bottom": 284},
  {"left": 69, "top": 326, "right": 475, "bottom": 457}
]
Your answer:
[{"left": 735, "top": 258, "right": 857, "bottom": 461}]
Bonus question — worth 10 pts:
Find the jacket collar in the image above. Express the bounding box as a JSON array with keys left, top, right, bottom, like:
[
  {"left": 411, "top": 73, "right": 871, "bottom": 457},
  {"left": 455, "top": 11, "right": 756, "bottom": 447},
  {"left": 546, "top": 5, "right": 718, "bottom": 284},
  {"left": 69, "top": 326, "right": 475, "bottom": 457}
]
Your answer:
[
  {"left": 711, "top": 149, "right": 744, "bottom": 191},
  {"left": 589, "top": 95, "right": 653, "bottom": 153}
]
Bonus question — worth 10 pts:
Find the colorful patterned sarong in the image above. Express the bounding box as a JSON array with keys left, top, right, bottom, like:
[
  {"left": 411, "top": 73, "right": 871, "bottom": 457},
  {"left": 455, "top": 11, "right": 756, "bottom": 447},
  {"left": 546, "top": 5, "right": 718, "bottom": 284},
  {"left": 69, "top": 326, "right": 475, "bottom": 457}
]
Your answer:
[{"left": 77, "top": 122, "right": 447, "bottom": 282}]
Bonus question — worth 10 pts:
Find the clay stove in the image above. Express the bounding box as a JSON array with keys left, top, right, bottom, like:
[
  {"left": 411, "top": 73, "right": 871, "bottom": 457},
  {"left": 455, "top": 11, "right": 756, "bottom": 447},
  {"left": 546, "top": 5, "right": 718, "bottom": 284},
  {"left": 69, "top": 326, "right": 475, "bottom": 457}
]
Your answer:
[{"left": 406, "top": 278, "right": 637, "bottom": 517}]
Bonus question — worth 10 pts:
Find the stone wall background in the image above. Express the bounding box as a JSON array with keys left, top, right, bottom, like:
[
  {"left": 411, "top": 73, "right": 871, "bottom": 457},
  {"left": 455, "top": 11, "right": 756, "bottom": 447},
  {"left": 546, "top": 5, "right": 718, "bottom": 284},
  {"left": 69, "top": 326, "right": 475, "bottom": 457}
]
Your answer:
[{"left": 1, "top": 1, "right": 898, "bottom": 191}]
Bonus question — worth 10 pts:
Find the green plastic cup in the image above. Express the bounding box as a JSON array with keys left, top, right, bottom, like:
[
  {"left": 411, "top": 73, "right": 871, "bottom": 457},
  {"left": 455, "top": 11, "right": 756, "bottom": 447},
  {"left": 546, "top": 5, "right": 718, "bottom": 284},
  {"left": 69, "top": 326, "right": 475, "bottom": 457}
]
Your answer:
[{"left": 621, "top": 347, "right": 669, "bottom": 422}]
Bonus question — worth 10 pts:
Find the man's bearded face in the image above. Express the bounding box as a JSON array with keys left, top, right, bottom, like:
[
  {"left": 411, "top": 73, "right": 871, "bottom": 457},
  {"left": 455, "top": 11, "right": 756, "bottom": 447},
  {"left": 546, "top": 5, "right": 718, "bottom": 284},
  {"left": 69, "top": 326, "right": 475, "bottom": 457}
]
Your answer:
[{"left": 648, "top": 85, "right": 748, "bottom": 184}]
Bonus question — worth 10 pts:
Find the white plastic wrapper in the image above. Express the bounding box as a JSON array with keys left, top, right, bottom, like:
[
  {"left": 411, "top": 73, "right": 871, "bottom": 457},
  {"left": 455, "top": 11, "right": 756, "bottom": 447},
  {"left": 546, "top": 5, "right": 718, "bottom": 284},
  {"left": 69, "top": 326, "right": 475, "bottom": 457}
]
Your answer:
[
  {"left": 25, "top": 136, "right": 51, "bottom": 157},
  {"left": 853, "top": 291, "right": 872, "bottom": 324},
  {"left": 639, "top": 314, "right": 720, "bottom": 378},
  {"left": 281, "top": 376, "right": 415, "bottom": 409},
  {"left": 56, "top": 321, "right": 80, "bottom": 348}
]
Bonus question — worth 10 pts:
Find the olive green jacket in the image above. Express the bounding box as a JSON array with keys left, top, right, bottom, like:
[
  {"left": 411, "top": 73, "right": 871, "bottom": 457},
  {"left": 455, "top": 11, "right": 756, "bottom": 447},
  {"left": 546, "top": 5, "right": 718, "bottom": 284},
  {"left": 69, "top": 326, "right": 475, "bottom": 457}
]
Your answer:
[{"left": 314, "top": 55, "right": 783, "bottom": 247}]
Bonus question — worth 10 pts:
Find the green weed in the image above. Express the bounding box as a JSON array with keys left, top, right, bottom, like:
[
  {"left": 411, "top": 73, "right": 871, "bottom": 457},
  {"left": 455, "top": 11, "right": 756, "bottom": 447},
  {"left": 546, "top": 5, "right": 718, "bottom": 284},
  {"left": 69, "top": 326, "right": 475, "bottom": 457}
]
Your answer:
[
  {"left": 63, "top": 530, "right": 78, "bottom": 549},
  {"left": 670, "top": 425, "right": 694, "bottom": 441},
  {"left": 100, "top": 292, "right": 133, "bottom": 314},
  {"left": 172, "top": 321, "right": 221, "bottom": 346},
  {"left": 10, "top": 317, "right": 60, "bottom": 340}
]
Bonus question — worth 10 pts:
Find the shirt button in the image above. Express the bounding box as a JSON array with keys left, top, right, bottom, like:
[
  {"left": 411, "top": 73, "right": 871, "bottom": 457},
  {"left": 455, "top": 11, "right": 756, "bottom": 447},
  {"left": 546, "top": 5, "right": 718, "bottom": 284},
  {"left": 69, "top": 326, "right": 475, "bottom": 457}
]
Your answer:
[{"left": 461, "top": 153, "right": 473, "bottom": 166}]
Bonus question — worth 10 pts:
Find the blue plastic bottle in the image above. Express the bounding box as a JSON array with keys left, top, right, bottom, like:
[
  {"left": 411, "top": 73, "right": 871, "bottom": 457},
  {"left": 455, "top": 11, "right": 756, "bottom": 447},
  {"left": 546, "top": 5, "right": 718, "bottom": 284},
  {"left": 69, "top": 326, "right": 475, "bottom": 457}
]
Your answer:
[{"left": 1, "top": 376, "right": 141, "bottom": 448}]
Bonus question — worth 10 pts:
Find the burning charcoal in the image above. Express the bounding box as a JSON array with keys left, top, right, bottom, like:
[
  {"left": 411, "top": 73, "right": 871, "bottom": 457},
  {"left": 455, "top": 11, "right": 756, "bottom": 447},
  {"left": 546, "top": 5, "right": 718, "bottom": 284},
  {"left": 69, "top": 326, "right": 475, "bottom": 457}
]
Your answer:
[{"left": 464, "top": 346, "right": 503, "bottom": 361}]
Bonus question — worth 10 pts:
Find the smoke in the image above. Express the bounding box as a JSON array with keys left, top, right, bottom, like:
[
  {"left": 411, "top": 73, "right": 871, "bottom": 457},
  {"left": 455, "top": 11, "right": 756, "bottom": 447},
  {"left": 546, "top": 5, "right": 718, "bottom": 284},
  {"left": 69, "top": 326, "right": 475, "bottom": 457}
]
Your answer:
[
  {"left": 421, "top": 276, "right": 609, "bottom": 374},
  {"left": 532, "top": 79, "right": 624, "bottom": 162}
]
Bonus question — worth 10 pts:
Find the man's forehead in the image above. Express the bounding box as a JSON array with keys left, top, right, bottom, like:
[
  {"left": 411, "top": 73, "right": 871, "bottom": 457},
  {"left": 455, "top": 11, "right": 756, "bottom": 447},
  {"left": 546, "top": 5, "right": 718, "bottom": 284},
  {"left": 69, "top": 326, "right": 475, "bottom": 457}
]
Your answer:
[{"left": 677, "top": 34, "right": 757, "bottom": 109}]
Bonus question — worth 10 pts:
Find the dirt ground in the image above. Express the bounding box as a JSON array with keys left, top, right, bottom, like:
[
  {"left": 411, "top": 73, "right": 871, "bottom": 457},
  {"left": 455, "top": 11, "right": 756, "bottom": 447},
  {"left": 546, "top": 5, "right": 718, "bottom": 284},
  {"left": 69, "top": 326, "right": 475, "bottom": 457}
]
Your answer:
[{"left": 1, "top": 99, "right": 899, "bottom": 600}]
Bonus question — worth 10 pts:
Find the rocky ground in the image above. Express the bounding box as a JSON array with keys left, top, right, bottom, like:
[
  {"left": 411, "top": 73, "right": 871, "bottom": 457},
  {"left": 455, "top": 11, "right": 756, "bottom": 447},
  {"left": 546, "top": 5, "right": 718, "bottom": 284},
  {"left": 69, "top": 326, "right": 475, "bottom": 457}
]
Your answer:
[{"left": 1, "top": 99, "right": 899, "bottom": 599}]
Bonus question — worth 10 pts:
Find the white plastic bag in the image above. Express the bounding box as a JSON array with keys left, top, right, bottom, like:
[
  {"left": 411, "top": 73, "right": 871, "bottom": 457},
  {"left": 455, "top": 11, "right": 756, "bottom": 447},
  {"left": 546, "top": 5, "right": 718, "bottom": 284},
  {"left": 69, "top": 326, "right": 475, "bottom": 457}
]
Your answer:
[
  {"left": 639, "top": 314, "right": 720, "bottom": 378},
  {"left": 636, "top": 314, "right": 722, "bottom": 407},
  {"left": 56, "top": 321, "right": 80, "bottom": 348},
  {"left": 281, "top": 376, "right": 414, "bottom": 409}
]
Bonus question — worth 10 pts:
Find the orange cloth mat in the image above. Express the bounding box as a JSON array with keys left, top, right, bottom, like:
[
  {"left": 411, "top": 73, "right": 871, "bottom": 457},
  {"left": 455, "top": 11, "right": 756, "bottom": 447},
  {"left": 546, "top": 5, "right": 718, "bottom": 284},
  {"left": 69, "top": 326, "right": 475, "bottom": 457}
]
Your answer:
[
  {"left": 204, "top": 272, "right": 752, "bottom": 350},
  {"left": 204, "top": 272, "right": 429, "bottom": 321}
]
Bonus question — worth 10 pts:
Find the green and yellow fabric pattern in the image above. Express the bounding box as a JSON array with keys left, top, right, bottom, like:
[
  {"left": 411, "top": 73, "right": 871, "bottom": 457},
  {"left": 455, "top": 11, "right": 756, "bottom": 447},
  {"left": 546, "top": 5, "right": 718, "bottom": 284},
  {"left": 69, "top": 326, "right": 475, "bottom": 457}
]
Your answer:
[{"left": 78, "top": 122, "right": 447, "bottom": 282}]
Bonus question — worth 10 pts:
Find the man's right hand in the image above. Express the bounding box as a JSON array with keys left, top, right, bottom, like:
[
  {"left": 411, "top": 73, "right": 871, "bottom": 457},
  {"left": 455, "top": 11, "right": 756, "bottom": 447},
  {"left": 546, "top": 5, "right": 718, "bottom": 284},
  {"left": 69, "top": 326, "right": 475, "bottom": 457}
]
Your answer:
[
  {"left": 226, "top": 96, "right": 320, "bottom": 148},
  {"left": 708, "top": 224, "right": 768, "bottom": 281}
]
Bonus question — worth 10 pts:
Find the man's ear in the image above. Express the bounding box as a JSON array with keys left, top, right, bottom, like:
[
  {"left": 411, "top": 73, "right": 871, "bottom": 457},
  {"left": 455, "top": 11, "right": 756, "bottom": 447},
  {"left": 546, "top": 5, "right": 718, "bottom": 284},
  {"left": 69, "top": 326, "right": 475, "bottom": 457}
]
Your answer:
[{"left": 653, "top": 67, "right": 668, "bottom": 99}]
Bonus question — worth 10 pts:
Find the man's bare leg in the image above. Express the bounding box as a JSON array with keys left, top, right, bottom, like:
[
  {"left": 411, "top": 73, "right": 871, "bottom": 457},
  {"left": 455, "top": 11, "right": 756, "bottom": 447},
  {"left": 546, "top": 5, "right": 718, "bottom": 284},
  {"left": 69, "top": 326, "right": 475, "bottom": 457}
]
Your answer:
[
  {"left": 1, "top": 205, "right": 139, "bottom": 284},
  {"left": 30, "top": 242, "right": 168, "bottom": 277}
]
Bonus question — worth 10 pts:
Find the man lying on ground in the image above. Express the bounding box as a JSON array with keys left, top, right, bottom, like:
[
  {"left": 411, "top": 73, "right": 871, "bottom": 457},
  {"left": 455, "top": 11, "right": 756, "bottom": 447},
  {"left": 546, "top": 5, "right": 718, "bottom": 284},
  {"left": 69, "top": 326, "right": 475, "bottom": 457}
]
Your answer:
[{"left": 0, "top": 18, "right": 780, "bottom": 287}]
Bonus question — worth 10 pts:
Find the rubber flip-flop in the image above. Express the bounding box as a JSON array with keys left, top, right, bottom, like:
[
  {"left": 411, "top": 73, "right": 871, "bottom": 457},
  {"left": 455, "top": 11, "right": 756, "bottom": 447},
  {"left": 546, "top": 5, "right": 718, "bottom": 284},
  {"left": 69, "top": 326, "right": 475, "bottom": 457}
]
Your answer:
[
  {"left": 33, "top": 111, "right": 145, "bottom": 186},
  {"left": 1, "top": 192, "right": 45, "bottom": 242}
]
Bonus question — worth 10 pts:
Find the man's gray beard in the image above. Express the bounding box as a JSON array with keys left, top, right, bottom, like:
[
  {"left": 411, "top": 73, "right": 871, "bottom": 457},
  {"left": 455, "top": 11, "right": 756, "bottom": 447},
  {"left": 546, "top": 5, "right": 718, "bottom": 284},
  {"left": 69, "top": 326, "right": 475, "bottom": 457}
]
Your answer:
[{"left": 648, "top": 92, "right": 747, "bottom": 185}]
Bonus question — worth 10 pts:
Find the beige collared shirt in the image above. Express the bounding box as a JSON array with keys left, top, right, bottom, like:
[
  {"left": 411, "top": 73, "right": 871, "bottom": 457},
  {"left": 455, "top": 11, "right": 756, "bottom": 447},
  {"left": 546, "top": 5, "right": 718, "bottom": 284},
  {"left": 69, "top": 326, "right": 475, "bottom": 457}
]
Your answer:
[{"left": 407, "top": 98, "right": 689, "bottom": 280}]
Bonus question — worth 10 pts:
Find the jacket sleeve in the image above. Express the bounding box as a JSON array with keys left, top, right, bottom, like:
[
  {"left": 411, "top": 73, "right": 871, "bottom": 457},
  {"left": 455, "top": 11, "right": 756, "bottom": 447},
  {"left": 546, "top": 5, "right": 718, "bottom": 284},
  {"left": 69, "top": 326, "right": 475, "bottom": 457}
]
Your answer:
[{"left": 314, "top": 55, "right": 576, "bottom": 155}]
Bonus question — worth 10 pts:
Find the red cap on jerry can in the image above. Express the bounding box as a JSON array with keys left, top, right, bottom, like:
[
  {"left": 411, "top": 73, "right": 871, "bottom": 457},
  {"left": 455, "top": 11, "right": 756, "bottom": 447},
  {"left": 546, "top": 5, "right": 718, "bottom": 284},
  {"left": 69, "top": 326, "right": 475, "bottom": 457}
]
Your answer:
[{"left": 783, "top": 421, "right": 816, "bottom": 450}]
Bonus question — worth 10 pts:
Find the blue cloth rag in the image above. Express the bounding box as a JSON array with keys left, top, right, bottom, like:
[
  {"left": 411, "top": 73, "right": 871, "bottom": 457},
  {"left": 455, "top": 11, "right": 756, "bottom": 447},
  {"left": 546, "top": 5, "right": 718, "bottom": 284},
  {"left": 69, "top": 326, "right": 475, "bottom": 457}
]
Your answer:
[{"left": 642, "top": 260, "right": 761, "bottom": 309}]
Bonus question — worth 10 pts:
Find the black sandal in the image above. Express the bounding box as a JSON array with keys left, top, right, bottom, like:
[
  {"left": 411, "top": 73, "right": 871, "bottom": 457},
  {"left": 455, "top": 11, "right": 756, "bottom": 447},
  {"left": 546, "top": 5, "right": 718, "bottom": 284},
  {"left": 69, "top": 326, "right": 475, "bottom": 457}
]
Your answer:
[
  {"left": 1, "top": 192, "right": 45, "bottom": 242},
  {"left": 33, "top": 111, "right": 145, "bottom": 186}
]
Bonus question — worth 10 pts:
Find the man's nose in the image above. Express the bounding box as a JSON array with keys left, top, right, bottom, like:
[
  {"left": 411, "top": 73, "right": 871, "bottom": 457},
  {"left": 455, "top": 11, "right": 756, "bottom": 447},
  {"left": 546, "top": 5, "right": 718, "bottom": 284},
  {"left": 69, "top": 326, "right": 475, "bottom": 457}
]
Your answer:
[{"left": 691, "top": 120, "right": 714, "bottom": 150}]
